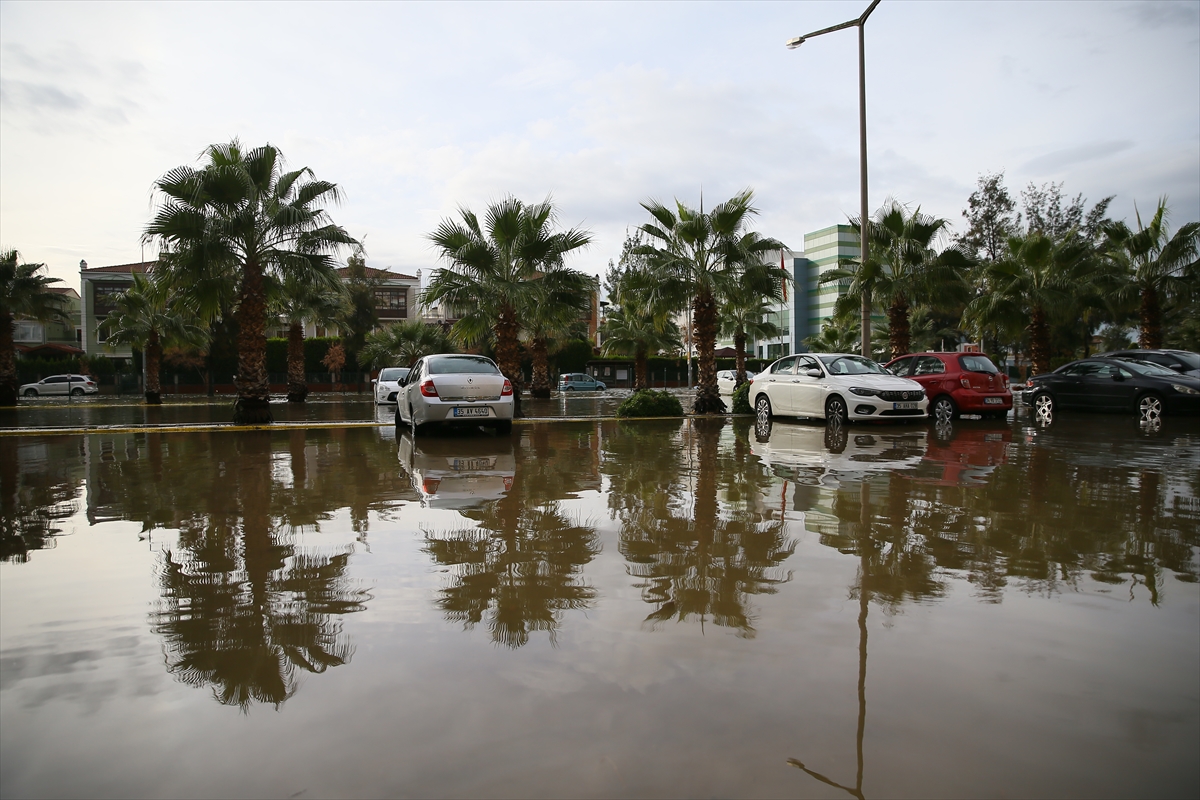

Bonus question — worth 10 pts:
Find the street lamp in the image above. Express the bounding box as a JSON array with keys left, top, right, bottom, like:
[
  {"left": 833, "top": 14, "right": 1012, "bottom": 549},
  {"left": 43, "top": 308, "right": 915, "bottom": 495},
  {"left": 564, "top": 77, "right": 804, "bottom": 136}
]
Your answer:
[{"left": 787, "top": 0, "right": 881, "bottom": 359}]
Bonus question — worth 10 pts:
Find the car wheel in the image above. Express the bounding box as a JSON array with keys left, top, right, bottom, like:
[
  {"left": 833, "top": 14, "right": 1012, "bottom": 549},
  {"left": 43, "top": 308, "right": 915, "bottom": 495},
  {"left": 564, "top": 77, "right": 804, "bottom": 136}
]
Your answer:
[
  {"left": 825, "top": 394, "right": 848, "bottom": 424},
  {"left": 71, "top": 387, "right": 84, "bottom": 397},
  {"left": 754, "top": 394, "right": 772, "bottom": 424},
  {"left": 24, "top": 389, "right": 38, "bottom": 397},
  {"left": 1032, "top": 391, "right": 1055, "bottom": 423},
  {"left": 494, "top": 420, "right": 513, "bottom": 435},
  {"left": 565, "top": 386, "right": 574, "bottom": 391},
  {"left": 931, "top": 395, "right": 957, "bottom": 423},
  {"left": 1137, "top": 393, "right": 1164, "bottom": 424}
]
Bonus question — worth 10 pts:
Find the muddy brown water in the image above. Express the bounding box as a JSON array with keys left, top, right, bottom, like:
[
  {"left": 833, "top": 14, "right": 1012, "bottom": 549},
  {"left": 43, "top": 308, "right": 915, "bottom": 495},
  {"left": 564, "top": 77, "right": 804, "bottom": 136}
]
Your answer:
[{"left": 1, "top": 412, "right": 1197, "bottom": 798}]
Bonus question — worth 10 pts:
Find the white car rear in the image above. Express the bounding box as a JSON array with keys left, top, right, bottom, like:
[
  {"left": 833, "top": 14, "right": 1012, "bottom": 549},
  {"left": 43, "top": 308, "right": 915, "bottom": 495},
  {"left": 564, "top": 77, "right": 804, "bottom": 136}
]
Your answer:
[
  {"left": 396, "top": 354, "right": 514, "bottom": 435},
  {"left": 750, "top": 353, "right": 927, "bottom": 423}
]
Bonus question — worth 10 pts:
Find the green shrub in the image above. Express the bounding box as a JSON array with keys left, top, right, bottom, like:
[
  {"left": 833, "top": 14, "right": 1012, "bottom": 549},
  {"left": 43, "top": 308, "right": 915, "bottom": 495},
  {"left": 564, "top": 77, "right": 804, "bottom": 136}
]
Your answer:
[
  {"left": 731, "top": 382, "right": 752, "bottom": 414},
  {"left": 616, "top": 389, "right": 683, "bottom": 418}
]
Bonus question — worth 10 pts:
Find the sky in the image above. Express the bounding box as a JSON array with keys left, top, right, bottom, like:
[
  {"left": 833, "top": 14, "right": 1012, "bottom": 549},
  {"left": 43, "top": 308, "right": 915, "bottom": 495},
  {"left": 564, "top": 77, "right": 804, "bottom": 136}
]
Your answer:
[{"left": 2, "top": 0, "right": 1198, "bottom": 291}]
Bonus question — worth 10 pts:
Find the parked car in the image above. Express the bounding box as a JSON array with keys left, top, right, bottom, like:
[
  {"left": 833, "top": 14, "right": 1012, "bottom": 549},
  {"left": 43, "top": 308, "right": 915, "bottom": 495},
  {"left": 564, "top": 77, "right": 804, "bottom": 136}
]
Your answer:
[
  {"left": 373, "top": 367, "right": 411, "bottom": 404},
  {"left": 1097, "top": 348, "right": 1200, "bottom": 378},
  {"left": 885, "top": 352, "right": 1012, "bottom": 421},
  {"left": 19, "top": 374, "right": 98, "bottom": 397},
  {"left": 396, "top": 354, "right": 514, "bottom": 435},
  {"left": 717, "top": 369, "right": 756, "bottom": 395},
  {"left": 750, "top": 352, "right": 927, "bottom": 423},
  {"left": 397, "top": 430, "right": 516, "bottom": 510},
  {"left": 1027, "top": 357, "right": 1200, "bottom": 423},
  {"left": 557, "top": 373, "right": 606, "bottom": 391}
]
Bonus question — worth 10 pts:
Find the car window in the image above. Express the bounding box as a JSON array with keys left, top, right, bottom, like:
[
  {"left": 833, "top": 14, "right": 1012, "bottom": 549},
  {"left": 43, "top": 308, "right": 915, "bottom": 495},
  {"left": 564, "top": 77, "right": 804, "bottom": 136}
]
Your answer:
[
  {"left": 426, "top": 356, "right": 500, "bottom": 375},
  {"left": 1172, "top": 352, "right": 1200, "bottom": 369},
  {"left": 888, "top": 357, "right": 914, "bottom": 376},
  {"left": 45, "top": 376, "right": 67, "bottom": 384},
  {"left": 958, "top": 355, "right": 998, "bottom": 373},
  {"left": 818, "top": 355, "right": 887, "bottom": 375},
  {"left": 1056, "top": 363, "right": 1088, "bottom": 376},
  {"left": 796, "top": 356, "right": 820, "bottom": 374},
  {"left": 770, "top": 357, "right": 797, "bottom": 375},
  {"left": 1119, "top": 359, "right": 1177, "bottom": 376},
  {"left": 914, "top": 356, "right": 946, "bottom": 376},
  {"left": 379, "top": 368, "right": 406, "bottom": 381}
]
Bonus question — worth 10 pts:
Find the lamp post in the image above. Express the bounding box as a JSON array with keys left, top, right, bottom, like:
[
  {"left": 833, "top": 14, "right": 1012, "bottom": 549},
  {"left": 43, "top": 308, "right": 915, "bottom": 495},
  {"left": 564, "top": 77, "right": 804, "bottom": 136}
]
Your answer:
[{"left": 788, "top": 0, "right": 881, "bottom": 359}]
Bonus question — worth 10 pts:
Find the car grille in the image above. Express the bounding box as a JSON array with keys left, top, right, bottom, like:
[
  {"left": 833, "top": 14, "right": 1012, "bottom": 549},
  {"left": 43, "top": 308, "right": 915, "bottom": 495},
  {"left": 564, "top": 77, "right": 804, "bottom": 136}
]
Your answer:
[{"left": 878, "top": 390, "right": 924, "bottom": 401}]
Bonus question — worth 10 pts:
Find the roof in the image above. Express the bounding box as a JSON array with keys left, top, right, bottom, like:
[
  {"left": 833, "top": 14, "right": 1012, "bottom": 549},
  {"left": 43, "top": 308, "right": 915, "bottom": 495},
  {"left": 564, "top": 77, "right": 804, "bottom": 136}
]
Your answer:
[
  {"left": 17, "top": 342, "right": 86, "bottom": 357},
  {"left": 80, "top": 261, "right": 154, "bottom": 275},
  {"left": 48, "top": 287, "right": 81, "bottom": 298},
  {"left": 336, "top": 265, "right": 418, "bottom": 281}
]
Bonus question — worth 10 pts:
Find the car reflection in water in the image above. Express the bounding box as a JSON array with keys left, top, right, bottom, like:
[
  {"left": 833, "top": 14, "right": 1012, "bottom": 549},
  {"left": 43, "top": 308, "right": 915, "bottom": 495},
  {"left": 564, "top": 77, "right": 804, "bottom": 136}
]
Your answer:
[
  {"left": 914, "top": 420, "right": 1012, "bottom": 486},
  {"left": 752, "top": 416, "right": 926, "bottom": 488},
  {"left": 397, "top": 430, "right": 516, "bottom": 509}
]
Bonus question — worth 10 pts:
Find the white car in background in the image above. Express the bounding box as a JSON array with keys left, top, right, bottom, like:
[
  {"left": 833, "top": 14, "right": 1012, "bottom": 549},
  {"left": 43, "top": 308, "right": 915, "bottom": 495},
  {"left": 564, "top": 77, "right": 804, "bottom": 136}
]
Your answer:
[
  {"left": 373, "top": 367, "right": 410, "bottom": 404},
  {"left": 717, "top": 369, "right": 756, "bottom": 395},
  {"left": 750, "top": 352, "right": 927, "bottom": 423},
  {"left": 396, "top": 354, "right": 514, "bottom": 435},
  {"left": 20, "top": 374, "right": 99, "bottom": 397}
]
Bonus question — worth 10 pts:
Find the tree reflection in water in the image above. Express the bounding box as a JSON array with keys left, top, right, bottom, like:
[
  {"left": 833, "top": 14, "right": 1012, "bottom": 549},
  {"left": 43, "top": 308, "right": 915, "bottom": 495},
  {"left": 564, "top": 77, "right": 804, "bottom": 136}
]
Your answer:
[
  {"left": 0, "top": 438, "right": 84, "bottom": 562},
  {"left": 150, "top": 432, "right": 372, "bottom": 708},
  {"left": 421, "top": 424, "right": 602, "bottom": 648},
  {"left": 604, "top": 418, "right": 795, "bottom": 637}
]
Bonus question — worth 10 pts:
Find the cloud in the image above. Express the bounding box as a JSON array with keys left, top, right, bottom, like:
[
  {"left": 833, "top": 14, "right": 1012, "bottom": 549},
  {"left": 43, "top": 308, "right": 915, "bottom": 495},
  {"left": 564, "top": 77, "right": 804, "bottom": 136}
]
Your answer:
[
  {"left": 1126, "top": 1, "right": 1200, "bottom": 30},
  {"left": 1021, "top": 140, "right": 1135, "bottom": 175}
]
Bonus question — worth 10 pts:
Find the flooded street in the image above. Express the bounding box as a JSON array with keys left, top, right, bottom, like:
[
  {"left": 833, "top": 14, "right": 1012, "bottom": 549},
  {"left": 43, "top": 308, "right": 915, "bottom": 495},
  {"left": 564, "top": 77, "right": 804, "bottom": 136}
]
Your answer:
[{"left": 1, "top": 412, "right": 1197, "bottom": 798}]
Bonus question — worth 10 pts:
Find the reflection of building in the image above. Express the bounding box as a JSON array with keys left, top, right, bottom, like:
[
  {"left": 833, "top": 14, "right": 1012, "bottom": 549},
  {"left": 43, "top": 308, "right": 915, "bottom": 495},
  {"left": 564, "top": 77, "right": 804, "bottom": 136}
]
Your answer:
[
  {"left": 80, "top": 260, "right": 153, "bottom": 363},
  {"left": 14, "top": 287, "right": 83, "bottom": 360}
]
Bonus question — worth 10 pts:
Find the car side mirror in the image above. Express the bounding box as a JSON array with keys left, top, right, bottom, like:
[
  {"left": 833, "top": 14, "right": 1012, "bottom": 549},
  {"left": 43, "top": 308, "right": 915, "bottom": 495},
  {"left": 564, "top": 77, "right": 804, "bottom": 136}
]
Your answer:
[
  {"left": 1170, "top": 364, "right": 1185, "bottom": 372},
  {"left": 1112, "top": 373, "right": 1125, "bottom": 382},
  {"left": 804, "top": 368, "right": 822, "bottom": 378}
]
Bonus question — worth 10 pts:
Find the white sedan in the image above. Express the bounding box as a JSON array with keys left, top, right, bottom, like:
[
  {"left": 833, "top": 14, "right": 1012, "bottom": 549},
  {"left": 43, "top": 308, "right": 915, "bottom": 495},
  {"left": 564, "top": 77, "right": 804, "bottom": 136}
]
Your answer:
[
  {"left": 373, "top": 367, "right": 410, "bottom": 404},
  {"left": 750, "top": 352, "right": 927, "bottom": 423},
  {"left": 396, "top": 354, "right": 514, "bottom": 435},
  {"left": 717, "top": 369, "right": 756, "bottom": 395}
]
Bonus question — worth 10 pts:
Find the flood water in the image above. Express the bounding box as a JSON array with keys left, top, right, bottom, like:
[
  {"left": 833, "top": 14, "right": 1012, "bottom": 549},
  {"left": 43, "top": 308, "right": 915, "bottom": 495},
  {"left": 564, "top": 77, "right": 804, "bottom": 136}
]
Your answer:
[{"left": 1, "top": 412, "right": 1197, "bottom": 798}]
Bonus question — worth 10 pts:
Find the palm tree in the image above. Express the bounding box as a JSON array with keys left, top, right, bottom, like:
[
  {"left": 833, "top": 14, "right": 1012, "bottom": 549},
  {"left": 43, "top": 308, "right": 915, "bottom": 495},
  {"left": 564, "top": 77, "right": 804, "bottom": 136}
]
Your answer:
[
  {"left": 964, "top": 233, "right": 1089, "bottom": 375},
  {"left": 359, "top": 319, "right": 458, "bottom": 371},
  {"left": 1, "top": 250, "right": 70, "bottom": 406},
  {"left": 100, "top": 272, "right": 206, "bottom": 404},
  {"left": 719, "top": 271, "right": 782, "bottom": 387},
  {"left": 145, "top": 141, "right": 357, "bottom": 423},
  {"left": 600, "top": 304, "right": 682, "bottom": 390},
  {"left": 820, "top": 200, "right": 972, "bottom": 360},
  {"left": 635, "top": 190, "right": 784, "bottom": 413},
  {"left": 1103, "top": 200, "right": 1200, "bottom": 348},
  {"left": 425, "top": 197, "right": 592, "bottom": 416},
  {"left": 524, "top": 269, "right": 597, "bottom": 398},
  {"left": 270, "top": 274, "right": 347, "bottom": 402}
]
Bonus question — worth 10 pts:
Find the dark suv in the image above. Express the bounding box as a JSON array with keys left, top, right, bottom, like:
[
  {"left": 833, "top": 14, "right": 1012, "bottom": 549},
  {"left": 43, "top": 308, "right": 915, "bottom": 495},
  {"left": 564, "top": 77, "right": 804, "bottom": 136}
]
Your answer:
[
  {"left": 885, "top": 352, "right": 1012, "bottom": 421},
  {"left": 1096, "top": 349, "right": 1200, "bottom": 378}
]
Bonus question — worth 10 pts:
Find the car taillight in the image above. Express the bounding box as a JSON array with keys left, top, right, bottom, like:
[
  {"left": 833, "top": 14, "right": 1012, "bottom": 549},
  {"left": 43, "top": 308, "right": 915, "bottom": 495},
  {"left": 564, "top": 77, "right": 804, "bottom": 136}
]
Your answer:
[
  {"left": 1000, "top": 374, "right": 1009, "bottom": 389},
  {"left": 501, "top": 379, "right": 513, "bottom": 396},
  {"left": 422, "top": 478, "right": 441, "bottom": 494},
  {"left": 419, "top": 379, "right": 439, "bottom": 398},
  {"left": 960, "top": 376, "right": 971, "bottom": 388}
]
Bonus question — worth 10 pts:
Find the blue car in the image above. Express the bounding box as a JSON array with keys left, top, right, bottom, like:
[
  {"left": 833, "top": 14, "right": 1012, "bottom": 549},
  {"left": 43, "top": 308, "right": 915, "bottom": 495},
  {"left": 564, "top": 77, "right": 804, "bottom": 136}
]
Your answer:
[{"left": 558, "top": 373, "right": 606, "bottom": 392}]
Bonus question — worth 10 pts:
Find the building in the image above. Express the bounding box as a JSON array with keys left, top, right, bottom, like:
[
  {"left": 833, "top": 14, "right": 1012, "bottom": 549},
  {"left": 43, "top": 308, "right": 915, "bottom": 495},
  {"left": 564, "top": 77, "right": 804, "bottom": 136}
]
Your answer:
[
  {"left": 79, "top": 260, "right": 153, "bottom": 363},
  {"left": 14, "top": 287, "right": 83, "bottom": 360},
  {"left": 263, "top": 265, "right": 422, "bottom": 338}
]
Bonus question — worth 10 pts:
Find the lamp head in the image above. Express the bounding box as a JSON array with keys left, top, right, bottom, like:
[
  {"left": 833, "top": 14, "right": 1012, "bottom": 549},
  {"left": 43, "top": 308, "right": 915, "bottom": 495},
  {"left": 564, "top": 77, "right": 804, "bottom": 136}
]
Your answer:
[{"left": 786, "top": 36, "right": 805, "bottom": 49}]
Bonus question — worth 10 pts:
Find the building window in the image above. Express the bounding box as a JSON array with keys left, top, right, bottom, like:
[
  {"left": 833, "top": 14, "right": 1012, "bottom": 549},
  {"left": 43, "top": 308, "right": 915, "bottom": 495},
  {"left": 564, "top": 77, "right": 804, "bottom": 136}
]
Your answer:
[
  {"left": 15, "top": 321, "right": 41, "bottom": 343},
  {"left": 374, "top": 288, "right": 407, "bottom": 319},
  {"left": 92, "top": 282, "right": 131, "bottom": 315},
  {"left": 96, "top": 317, "right": 109, "bottom": 342}
]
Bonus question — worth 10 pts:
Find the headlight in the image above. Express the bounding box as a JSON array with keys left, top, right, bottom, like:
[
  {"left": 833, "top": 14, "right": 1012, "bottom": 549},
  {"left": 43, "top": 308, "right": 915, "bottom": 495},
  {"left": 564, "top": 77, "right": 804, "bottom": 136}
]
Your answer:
[
  {"left": 849, "top": 387, "right": 877, "bottom": 397},
  {"left": 1170, "top": 383, "right": 1199, "bottom": 395}
]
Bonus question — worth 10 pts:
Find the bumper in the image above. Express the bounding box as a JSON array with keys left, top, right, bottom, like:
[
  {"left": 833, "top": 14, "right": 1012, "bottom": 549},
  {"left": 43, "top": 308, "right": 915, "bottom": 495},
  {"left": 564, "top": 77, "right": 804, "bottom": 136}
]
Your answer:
[
  {"left": 956, "top": 390, "right": 1013, "bottom": 412},
  {"left": 1166, "top": 395, "right": 1200, "bottom": 415},
  {"left": 848, "top": 397, "right": 929, "bottom": 421},
  {"left": 414, "top": 397, "right": 515, "bottom": 425}
]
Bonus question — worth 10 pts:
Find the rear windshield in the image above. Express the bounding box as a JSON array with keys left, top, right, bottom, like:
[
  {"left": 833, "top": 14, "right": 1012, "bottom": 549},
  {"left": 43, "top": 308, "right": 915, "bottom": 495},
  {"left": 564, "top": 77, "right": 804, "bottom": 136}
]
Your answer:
[
  {"left": 426, "top": 356, "right": 500, "bottom": 375},
  {"left": 818, "top": 355, "right": 888, "bottom": 375},
  {"left": 379, "top": 368, "right": 407, "bottom": 381},
  {"left": 1119, "top": 359, "right": 1177, "bottom": 376},
  {"left": 959, "top": 355, "right": 999, "bottom": 373},
  {"left": 1173, "top": 352, "right": 1200, "bottom": 369}
]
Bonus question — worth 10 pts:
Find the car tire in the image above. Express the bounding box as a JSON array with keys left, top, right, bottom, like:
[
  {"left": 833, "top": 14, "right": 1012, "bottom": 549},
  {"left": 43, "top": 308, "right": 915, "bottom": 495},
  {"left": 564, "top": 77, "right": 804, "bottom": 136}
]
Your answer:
[
  {"left": 754, "top": 394, "right": 772, "bottom": 424},
  {"left": 494, "top": 420, "right": 513, "bottom": 435},
  {"left": 565, "top": 386, "right": 574, "bottom": 391},
  {"left": 825, "top": 394, "right": 848, "bottom": 424},
  {"left": 931, "top": 395, "right": 957, "bottom": 423},
  {"left": 1137, "top": 392, "right": 1164, "bottom": 424},
  {"left": 1031, "top": 391, "right": 1055, "bottom": 422},
  {"left": 71, "top": 388, "right": 84, "bottom": 397},
  {"left": 24, "top": 389, "right": 38, "bottom": 397}
]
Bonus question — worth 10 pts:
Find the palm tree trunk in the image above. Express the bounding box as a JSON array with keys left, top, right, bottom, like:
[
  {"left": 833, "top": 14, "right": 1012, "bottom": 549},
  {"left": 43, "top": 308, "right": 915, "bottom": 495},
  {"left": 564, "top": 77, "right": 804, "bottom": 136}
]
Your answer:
[
  {"left": 530, "top": 337, "right": 551, "bottom": 399},
  {"left": 887, "top": 296, "right": 910, "bottom": 360},
  {"left": 1029, "top": 304, "right": 1052, "bottom": 376},
  {"left": 145, "top": 328, "right": 163, "bottom": 405},
  {"left": 1139, "top": 286, "right": 1163, "bottom": 349},
  {"left": 494, "top": 303, "right": 523, "bottom": 418},
  {"left": 233, "top": 259, "right": 273, "bottom": 424},
  {"left": 692, "top": 290, "right": 725, "bottom": 414},
  {"left": 634, "top": 347, "right": 648, "bottom": 390},
  {"left": 0, "top": 312, "right": 16, "bottom": 406},
  {"left": 734, "top": 328, "right": 747, "bottom": 386},
  {"left": 286, "top": 322, "right": 307, "bottom": 403}
]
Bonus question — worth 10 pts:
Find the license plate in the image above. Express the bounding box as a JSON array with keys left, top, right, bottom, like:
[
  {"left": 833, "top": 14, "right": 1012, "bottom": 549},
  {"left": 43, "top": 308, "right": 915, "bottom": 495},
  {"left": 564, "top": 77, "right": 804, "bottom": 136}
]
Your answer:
[
  {"left": 984, "top": 397, "right": 1004, "bottom": 405},
  {"left": 452, "top": 458, "right": 494, "bottom": 470},
  {"left": 893, "top": 402, "right": 918, "bottom": 410},
  {"left": 452, "top": 406, "right": 491, "bottom": 418}
]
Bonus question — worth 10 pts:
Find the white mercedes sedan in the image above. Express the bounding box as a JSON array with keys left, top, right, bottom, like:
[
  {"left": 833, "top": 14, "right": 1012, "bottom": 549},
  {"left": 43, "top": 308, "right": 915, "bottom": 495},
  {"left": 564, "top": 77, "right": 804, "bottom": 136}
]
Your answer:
[
  {"left": 396, "top": 354, "right": 514, "bottom": 435},
  {"left": 750, "top": 352, "right": 927, "bottom": 423}
]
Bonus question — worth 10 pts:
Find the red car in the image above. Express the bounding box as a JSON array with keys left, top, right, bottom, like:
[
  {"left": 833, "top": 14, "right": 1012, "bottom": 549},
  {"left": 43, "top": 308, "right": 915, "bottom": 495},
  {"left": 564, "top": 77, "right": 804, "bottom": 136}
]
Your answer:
[{"left": 885, "top": 352, "right": 1013, "bottom": 421}]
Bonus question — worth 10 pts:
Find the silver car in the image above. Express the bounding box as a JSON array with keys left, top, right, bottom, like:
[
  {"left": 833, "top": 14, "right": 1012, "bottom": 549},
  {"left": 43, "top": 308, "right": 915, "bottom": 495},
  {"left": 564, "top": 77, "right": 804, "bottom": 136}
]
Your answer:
[
  {"left": 373, "top": 367, "right": 410, "bottom": 404},
  {"left": 20, "top": 374, "right": 99, "bottom": 397},
  {"left": 396, "top": 354, "right": 514, "bottom": 435}
]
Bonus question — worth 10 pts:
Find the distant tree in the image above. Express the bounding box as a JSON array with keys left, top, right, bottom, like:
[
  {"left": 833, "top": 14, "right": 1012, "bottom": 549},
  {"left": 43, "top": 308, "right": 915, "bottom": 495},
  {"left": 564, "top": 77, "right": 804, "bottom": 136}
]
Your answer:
[
  {"left": 1021, "top": 181, "right": 1114, "bottom": 243},
  {"left": 719, "top": 281, "right": 779, "bottom": 387},
  {"left": 524, "top": 269, "right": 597, "bottom": 398},
  {"left": 958, "top": 171, "right": 1022, "bottom": 263},
  {"left": 359, "top": 319, "right": 457, "bottom": 371},
  {"left": 271, "top": 274, "right": 347, "bottom": 402},
  {"left": 323, "top": 341, "right": 346, "bottom": 387},
  {"left": 0, "top": 250, "right": 69, "bottom": 406},
  {"left": 339, "top": 246, "right": 380, "bottom": 370}
]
